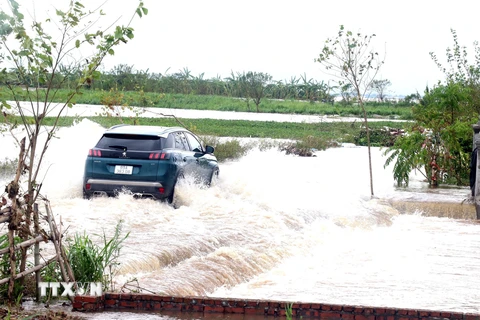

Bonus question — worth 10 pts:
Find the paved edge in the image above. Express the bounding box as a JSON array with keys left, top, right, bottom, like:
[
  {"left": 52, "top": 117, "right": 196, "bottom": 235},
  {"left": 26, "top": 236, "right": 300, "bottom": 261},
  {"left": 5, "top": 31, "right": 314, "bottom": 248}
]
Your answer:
[{"left": 72, "top": 293, "right": 480, "bottom": 319}]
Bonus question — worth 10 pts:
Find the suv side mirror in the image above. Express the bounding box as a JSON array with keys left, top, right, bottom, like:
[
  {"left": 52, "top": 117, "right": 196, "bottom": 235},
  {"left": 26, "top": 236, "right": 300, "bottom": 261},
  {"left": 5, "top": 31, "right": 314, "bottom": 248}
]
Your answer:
[{"left": 205, "top": 145, "right": 215, "bottom": 154}]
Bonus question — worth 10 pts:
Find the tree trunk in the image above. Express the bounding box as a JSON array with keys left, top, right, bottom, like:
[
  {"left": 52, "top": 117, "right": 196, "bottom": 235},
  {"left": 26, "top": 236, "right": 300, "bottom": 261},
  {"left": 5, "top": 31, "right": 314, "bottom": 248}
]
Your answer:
[
  {"left": 359, "top": 100, "right": 374, "bottom": 197},
  {"left": 7, "top": 137, "right": 26, "bottom": 302}
]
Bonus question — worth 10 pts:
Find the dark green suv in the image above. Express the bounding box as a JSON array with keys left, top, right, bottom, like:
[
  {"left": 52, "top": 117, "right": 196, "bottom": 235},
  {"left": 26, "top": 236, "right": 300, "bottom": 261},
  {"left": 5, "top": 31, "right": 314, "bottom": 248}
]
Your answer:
[{"left": 83, "top": 124, "right": 219, "bottom": 202}]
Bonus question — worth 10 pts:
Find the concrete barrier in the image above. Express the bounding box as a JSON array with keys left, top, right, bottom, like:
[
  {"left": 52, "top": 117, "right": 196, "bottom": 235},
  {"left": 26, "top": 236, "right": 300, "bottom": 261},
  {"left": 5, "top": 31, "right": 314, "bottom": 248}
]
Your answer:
[{"left": 72, "top": 293, "right": 480, "bottom": 319}]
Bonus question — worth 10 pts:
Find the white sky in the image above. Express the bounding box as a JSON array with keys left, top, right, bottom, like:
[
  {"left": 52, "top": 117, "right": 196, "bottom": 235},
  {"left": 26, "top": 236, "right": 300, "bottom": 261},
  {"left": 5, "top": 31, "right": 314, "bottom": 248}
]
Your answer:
[{"left": 2, "top": 0, "right": 479, "bottom": 95}]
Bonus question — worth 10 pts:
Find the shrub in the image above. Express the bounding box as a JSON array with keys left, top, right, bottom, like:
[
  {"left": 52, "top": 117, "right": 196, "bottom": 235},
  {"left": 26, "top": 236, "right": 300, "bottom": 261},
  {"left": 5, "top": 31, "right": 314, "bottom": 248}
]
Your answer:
[
  {"left": 66, "top": 220, "right": 128, "bottom": 291},
  {"left": 0, "top": 158, "right": 18, "bottom": 178},
  {"left": 200, "top": 136, "right": 249, "bottom": 162},
  {"left": 280, "top": 135, "right": 336, "bottom": 157}
]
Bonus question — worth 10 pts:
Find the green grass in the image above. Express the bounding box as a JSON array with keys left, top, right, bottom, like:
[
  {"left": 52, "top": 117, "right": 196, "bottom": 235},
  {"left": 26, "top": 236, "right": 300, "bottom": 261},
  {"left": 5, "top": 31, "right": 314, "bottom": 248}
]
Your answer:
[
  {"left": 0, "top": 115, "right": 407, "bottom": 144},
  {"left": 66, "top": 220, "right": 129, "bottom": 291},
  {"left": 0, "top": 113, "right": 409, "bottom": 148},
  {"left": 0, "top": 86, "right": 414, "bottom": 119}
]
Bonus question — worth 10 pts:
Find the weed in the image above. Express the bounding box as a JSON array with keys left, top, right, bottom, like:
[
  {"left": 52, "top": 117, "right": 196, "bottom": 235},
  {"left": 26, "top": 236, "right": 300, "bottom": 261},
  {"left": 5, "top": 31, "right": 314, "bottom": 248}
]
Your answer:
[{"left": 285, "top": 302, "right": 293, "bottom": 320}]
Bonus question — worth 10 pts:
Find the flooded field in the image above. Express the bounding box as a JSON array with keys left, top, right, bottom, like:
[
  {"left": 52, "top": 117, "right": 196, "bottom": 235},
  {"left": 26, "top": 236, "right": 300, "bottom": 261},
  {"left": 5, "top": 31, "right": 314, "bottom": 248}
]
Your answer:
[{"left": 1, "top": 119, "right": 479, "bottom": 318}]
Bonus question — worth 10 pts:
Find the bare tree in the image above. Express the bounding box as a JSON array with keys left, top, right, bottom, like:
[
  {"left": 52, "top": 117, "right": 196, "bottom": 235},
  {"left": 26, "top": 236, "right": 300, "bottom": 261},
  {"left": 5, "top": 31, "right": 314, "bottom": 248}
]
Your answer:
[
  {"left": 370, "top": 79, "right": 391, "bottom": 102},
  {"left": 315, "top": 25, "right": 385, "bottom": 197}
]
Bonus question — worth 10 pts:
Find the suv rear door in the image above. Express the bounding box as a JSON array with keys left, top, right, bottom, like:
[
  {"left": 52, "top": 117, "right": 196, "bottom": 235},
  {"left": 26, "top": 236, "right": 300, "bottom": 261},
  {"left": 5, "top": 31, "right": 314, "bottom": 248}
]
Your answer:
[{"left": 89, "top": 133, "right": 163, "bottom": 182}]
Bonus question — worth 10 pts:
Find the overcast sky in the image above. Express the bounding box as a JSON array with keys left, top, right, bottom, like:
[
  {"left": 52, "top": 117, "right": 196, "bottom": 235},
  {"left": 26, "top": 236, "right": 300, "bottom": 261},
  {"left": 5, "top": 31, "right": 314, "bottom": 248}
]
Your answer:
[{"left": 3, "top": 0, "right": 479, "bottom": 96}]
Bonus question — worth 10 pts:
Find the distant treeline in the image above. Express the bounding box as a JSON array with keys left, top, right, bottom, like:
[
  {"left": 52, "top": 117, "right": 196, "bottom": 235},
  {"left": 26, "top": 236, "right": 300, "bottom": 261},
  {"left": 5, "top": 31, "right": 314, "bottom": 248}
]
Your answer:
[{"left": 0, "top": 64, "right": 417, "bottom": 106}]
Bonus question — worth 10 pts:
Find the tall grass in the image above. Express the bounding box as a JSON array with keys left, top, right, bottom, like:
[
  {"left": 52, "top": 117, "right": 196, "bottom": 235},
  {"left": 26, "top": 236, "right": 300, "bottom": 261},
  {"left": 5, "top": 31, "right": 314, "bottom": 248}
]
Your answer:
[{"left": 66, "top": 220, "right": 129, "bottom": 291}]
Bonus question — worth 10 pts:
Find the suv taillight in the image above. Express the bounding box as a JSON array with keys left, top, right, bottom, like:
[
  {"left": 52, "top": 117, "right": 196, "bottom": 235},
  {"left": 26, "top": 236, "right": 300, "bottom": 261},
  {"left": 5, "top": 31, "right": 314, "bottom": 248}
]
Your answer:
[
  {"left": 89, "top": 149, "right": 102, "bottom": 157},
  {"left": 149, "top": 152, "right": 169, "bottom": 160}
]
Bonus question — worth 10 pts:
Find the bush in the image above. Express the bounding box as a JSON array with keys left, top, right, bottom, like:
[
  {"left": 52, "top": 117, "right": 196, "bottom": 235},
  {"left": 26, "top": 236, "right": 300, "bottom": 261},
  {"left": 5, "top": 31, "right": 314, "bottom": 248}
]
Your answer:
[
  {"left": 200, "top": 136, "right": 249, "bottom": 161},
  {"left": 354, "top": 127, "right": 401, "bottom": 147},
  {"left": 0, "top": 158, "right": 18, "bottom": 178},
  {"left": 280, "top": 135, "right": 337, "bottom": 157},
  {"left": 66, "top": 220, "right": 128, "bottom": 291}
]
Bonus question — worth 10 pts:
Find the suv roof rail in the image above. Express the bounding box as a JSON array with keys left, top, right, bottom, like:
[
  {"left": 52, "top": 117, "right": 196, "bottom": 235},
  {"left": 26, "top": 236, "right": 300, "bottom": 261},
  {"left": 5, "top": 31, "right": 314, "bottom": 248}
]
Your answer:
[{"left": 108, "top": 124, "right": 130, "bottom": 130}]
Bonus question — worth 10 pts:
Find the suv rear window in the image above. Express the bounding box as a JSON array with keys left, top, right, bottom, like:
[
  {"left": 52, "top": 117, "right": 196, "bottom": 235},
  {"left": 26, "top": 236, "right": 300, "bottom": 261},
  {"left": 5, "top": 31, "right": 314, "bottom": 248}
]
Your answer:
[{"left": 95, "top": 134, "right": 165, "bottom": 151}]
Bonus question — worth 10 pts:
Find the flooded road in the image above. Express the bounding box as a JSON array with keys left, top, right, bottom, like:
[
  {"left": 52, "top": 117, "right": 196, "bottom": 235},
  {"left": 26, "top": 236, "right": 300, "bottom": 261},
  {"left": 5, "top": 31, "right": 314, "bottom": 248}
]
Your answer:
[{"left": 1, "top": 119, "right": 479, "bottom": 316}]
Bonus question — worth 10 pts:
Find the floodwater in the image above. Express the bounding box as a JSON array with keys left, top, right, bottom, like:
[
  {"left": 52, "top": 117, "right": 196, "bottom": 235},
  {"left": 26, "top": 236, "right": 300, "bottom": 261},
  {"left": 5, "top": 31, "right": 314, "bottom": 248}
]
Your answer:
[
  {"left": 11, "top": 101, "right": 408, "bottom": 123},
  {"left": 1, "top": 118, "right": 479, "bottom": 319}
]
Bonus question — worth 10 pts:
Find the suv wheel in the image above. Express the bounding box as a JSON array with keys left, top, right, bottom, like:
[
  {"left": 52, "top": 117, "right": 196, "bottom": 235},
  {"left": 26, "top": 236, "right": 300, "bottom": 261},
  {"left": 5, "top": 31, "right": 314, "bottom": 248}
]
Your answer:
[
  {"left": 208, "top": 168, "right": 219, "bottom": 186},
  {"left": 166, "top": 171, "right": 184, "bottom": 206}
]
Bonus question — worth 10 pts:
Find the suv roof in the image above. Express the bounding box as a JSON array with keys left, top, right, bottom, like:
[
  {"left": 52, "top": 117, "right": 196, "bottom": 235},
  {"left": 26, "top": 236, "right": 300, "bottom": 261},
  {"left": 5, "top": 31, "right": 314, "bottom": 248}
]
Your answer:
[{"left": 105, "top": 125, "right": 187, "bottom": 137}]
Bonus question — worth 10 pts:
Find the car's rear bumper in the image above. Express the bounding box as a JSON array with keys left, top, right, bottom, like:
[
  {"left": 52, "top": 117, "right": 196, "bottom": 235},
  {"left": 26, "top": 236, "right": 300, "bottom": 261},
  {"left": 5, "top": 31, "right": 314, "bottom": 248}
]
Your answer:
[{"left": 84, "top": 178, "right": 170, "bottom": 199}]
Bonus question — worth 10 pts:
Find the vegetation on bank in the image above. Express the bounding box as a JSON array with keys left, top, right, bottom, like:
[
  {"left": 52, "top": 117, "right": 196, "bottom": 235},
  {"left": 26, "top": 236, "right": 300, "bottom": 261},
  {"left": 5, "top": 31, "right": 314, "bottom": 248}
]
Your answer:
[
  {"left": 0, "top": 87, "right": 414, "bottom": 119},
  {"left": 0, "top": 114, "right": 408, "bottom": 162},
  {"left": 384, "top": 30, "right": 480, "bottom": 187}
]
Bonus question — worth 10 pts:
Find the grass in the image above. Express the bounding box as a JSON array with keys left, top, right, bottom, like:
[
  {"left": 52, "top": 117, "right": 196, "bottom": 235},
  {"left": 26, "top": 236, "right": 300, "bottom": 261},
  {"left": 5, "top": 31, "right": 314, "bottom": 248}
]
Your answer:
[
  {"left": 66, "top": 220, "right": 129, "bottom": 292},
  {"left": 285, "top": 302, "right": 293, "bottom": 320},
  {"left": 1, "top": 114, "right": 408, "bottom": 161},
  {"left": 0, "top": 87, "right": 414, "bottom": 119},
  {"left": 0, "top": 114, "right": 408, "bottom": 145}
]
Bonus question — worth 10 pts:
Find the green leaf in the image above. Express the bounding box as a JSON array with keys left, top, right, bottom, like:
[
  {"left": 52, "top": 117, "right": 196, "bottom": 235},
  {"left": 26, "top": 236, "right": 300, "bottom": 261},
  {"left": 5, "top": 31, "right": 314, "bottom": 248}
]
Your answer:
[
  {"left": 114, "top": 26, "right": 123, "bottom": 39},
  {"left": 1, "top": 101, "right": 11, "bottom": 109},
  {"left": 75, "top": 39, "right": 80, "bottom": 48}
]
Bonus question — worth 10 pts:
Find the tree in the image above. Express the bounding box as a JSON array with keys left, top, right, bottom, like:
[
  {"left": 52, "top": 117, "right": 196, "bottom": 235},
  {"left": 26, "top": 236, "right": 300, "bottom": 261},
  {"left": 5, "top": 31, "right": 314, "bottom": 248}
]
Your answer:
[
  {"left": 430, "top": 29, "right": 480, "bottom": 113},
  {"left": 385, "top": 30, "right": 480, "bottom": 189},
  {"left": 384, "top": 83, "right": 474, "bottom": 187},
  {"left": 315, "top": 25, "right": 385, "bottom": 197},
  {"left": 370, "top": 79, "right": 391, "bottom": 102},
  {"left": 401, "top": 92, "right": 421, "bottom": 106},
  {"left": 0, "top": 0, "right": 147, "bottom": 301},
  {"left": 244, "top": 71, "right": 272, "bottom": 112},
  {"left": 339, "top": 83, "right": 356, "bottom": 106}
]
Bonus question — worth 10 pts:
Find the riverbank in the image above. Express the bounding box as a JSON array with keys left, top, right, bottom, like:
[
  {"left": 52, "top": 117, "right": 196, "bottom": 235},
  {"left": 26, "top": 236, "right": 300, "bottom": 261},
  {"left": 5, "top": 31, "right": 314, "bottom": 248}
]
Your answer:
[{"left": 2, "top": 102, "right": 409, "bottom": 153}]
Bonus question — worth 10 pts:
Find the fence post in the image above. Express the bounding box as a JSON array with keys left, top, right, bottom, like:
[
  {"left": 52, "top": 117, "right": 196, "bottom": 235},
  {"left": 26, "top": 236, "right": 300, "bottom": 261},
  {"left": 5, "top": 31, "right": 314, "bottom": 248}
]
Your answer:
[{"left": 473, "top": 122, "right": 480, "bottom": 219}]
